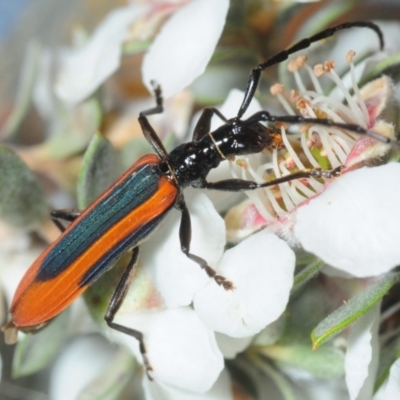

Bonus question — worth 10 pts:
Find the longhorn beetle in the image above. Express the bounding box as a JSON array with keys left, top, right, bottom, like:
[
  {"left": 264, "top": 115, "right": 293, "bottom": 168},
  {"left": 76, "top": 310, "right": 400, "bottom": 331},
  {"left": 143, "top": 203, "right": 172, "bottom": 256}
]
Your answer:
[{"left": 3, "top": 21, "right": 393, "bottom": 377}]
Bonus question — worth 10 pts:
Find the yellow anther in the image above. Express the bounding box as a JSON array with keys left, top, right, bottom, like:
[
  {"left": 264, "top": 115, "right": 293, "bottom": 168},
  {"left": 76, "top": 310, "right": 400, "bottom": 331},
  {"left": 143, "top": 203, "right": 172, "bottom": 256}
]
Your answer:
[
  {"left": 236, "top": 159, "right": 248, "bottom": 169},
  {"left": 290, "top": 90, "right": 300, "bottom": 102},
  {"left": 346, "top": 50, "right": 356, "bottom": 63},
  {"left": 270, "top": 83, "right": 284, "bottom": 96},
  {"left": 275, "top": 122, "right": 289, "bottom": 130},
  {"left": 288, "top": 55, "right": 308, "bottom": 72},
  {"left": 313, "top": 64, "right": 325, "bottom": 77},
  {"left": 323, "top": 60, "right": 335, "bottom": 72}
]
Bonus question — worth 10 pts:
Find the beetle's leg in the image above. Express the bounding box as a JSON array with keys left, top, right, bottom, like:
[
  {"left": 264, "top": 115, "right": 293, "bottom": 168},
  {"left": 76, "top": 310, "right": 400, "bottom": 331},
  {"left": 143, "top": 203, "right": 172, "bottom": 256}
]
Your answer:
[
  {"left": 138, "top": 82, "right": 169, "bottom": 159},
  {"left": 103, "top": 247, "right": 153, "bottom": 378},
  {"left": 176, "top": 198, "right": 234, "bottom": 291},
  {"left": 201, "top": 165, "right": 344, "bottom": 192},
  {"left": 192, "top": 107, "right": 228, "bottom": 142},
  {"left": 50, "top": 209, "right": 81, "bottom": 232},
  {"left": 141, "top": 81, "right": 164, "bottom": 117},
  {"left": 243, "top": 111, "right": 397, "bottom": 146},
  {"left": 237, "top": 21, "right": 384, "bottom": 118}
]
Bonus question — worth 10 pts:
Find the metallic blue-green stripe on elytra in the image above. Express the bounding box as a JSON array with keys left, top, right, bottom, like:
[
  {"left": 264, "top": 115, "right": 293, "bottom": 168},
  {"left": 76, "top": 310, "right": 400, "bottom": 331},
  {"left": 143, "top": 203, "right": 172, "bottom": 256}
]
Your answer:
[
  {"left": 37, "top": 164, "right": 162, "bottom": 281},
  {"left": 79, "top": 211, "right": 169, "bottom": 287}
]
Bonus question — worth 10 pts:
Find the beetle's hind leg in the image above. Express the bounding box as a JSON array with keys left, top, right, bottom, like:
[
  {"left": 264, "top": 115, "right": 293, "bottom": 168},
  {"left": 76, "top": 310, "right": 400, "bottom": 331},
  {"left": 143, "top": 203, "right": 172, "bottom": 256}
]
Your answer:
[
  {"left": 104, "top": 247, "right": 153, "bottom": 379},
  {"left": 50, "top": 209, "right": 81, "bottom": 232}
]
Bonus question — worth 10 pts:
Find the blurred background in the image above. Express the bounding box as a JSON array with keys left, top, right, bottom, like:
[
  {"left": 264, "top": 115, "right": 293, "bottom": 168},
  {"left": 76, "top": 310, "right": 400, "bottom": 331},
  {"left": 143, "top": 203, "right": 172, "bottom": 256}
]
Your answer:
[{"left": 1, "top": 0, "right": 400, "bottom": 399}]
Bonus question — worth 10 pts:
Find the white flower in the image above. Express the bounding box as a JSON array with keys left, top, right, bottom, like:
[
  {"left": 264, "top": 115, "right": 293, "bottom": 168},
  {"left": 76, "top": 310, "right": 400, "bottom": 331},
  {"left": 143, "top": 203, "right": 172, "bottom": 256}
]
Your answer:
[
  {"left": 0, "top": 234, "right": 43, "bottom": 312},
  {"left": 82, "top": 15, "right": 400, "bottom": 397},
  {"left": 345, "top": 304, "right": 380, "bottom": 400},
  {"left": 227, "top": 46, "right": 400, "bottom": 278},
  {"left": 142, "top": 0, "right": 229, "bottom": 99},
  {"left": 55, "top": 4, "right": 148, "bottom": 104},
  {"left": 49, "top": 335, "right": 117, "bottom": 400},
  {"left": 55, "top": 0, "right": 229, "bottom": 104},
  {"left": 112, "top": 193, "right": 295, "bottom": 393},
  {"left": 8, "top": 0, "right": 400, "bottom": 397},
  {"left": 374, "top": 358, "right": 400, "bottom": 400},
  {"left": 294, "top": 163, "right": 400, "bottom": 277},
  {"left": 104, "top": 8, "right": 299, "bottom": 391}
]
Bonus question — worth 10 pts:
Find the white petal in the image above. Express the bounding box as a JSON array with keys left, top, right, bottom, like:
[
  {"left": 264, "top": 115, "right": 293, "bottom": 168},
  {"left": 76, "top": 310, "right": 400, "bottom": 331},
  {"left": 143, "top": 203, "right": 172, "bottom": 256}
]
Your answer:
[
  {"left": 142, "top": 193, "right": 226, "bottom": 307},
  {"left": 33, "top": 50, "right": 56, "bottom": 120},
  {"left": 193, "top": 230, "right": 295, "bottom": 337},
  {"left": 49, "top": 335, "right": 116, "bottom": 400},
  {"left": 55, "top": 5, "right": 146, "bottom": 104},
  {"left": 292, "top": 379, "right": 351, "bottom": 400},
  {"left": 143, "top": 368, "right": 233, "bottom": 400},
  {"left": 142, "top": 0, "right": 229, "bottom": 99},
  {"left": 295, "top": 164, "right": 400, "bottom": 276},
  {"left": 0, "top": 244, "right": 42, "bottom": 305},
  {"left": 384, "top": 358, "right": 400, "bottom": 399},
  {"left": 215, "top": 333, "right": 253, "bottom": 359},
  {"left": 113, "top": 307, "right": 224, "bottom": 393},
  {"left": 377, "top": 22, "right": 400, "bottom": 58},
  {"left": 345, "top": 304, "right": 380, "bottom": 400}
]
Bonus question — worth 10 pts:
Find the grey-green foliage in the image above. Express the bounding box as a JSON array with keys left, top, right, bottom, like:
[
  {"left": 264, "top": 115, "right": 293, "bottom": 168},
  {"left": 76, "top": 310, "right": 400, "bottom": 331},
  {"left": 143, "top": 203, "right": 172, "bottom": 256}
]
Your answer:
[
  {"left": 0, "top": 146, "right": 48, "bottom": 228},
  {"left": 77, "top": 133, "right": 124, "bottom": 209}
]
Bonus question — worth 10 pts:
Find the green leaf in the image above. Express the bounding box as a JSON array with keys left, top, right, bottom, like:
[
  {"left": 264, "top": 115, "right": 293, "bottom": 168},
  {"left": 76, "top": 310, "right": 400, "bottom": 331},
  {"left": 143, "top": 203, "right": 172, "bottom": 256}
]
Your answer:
[
  {"left": 291, "top": 258, "right": 324, "bottom": 295},
  {"left": 122, "top": 39, "right": 151, "bottom": 55},
  {"left": 0, "top": 146, "right": 48, "bottom": 228},
  {"left": 77, "top": 134, "right": 124, "bottom": 209},
  {"left": 359, "top": 54, "right": 400, "bottom": 87},
  {"left": 46, "top": 98, "right": 102, "bottom": 159},
  {"left": 1, "top": 41, "right": 41, "bottom": 139},
  {"left": 375, "top": 338, "right": 400, "bottom": 392},
  {"left": 77, "top": 347, "right": 136, "bottom": 400},
  {"left": 281, "top": 278, "right": 335, "bottom": 345},
  {"left": 12, "top": 310, "right": 70, "bottom": 377},
  {"left": 84, "top": 253, "right": 130, "bottom": 324},
  {"left": 254, "top": 280, "right": 345, "bottom": 379},
  {"left": 260, "top": 344, "right": 345, "bottom": 379},
  {"left": 312, "top": 272, "right": 400, "bottom": 348},
  {"left": 226, "top": 361, "right": 259, "bottom": 400},
  {"left": 250, "top": 356, "right": 296, "bottom": 400},
  {"left": 118, "top": 137, "right": 151, "bottom": 171},
  {"left": 297, "top": 0, "right": 359, "bottom": 37}
]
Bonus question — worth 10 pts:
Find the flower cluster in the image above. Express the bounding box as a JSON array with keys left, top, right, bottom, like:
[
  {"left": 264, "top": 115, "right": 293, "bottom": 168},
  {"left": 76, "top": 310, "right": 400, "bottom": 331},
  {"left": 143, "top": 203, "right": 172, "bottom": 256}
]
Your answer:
[{"left": 1, "top": 1, "right": 400, "bottom": 400}]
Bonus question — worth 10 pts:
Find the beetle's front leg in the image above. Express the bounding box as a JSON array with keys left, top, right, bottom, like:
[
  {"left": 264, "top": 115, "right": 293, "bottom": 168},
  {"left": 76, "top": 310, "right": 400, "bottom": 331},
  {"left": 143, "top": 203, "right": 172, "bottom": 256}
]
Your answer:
[
  {"left": 176, "top": 197, "right": 234, "bottom": 291},
  {"left": 200, "top": 166, "right": 344, "bottom": 192}
]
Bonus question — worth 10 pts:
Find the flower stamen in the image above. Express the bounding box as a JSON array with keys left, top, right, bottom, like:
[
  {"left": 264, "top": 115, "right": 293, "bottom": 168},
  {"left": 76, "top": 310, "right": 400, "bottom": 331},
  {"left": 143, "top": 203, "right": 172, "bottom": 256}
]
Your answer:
[
  {"left": 230, "top": 46, "right": 388, "bottom": 228},
  {"left": 322, "top": 63, "right": 365, "bottom": 126},
  {"left": 347, "top": 50, "right": 370, "bottom": 126},
  {"left": 270, "top": 83, "right": 295, "bottom": 115}
]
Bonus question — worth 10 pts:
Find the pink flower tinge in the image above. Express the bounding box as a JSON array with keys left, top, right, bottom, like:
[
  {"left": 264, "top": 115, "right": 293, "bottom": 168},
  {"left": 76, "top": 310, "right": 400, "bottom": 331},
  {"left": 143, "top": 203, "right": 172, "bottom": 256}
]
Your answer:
[{"left": 225, "top": 47, "right": 400, "bottom": 279}]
